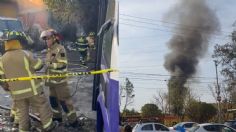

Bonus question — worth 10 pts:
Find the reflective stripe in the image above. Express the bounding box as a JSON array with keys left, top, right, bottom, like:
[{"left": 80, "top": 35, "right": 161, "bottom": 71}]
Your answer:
[
  {"left": 49, "top": 79, "right": 67, "bottom": 84},
  {"left": 11, "top": 83, "right": 42, "bottom": 95},
  {"left": 9, "top": 32, "right": 13, "bottom": 36},
  {"left": 11, "top": 88, "right": 32, "bottom": 95},
  {"left": 11, "top": 109, "right": 16, "bottom": 115},
  {"left": 34, "top": 59, "right": 43, "bottom": 70},
  {"left": 0, "top": 61, "right": 4, "bottom": 75},
  {"left": 57, "top": 59, "right": 67, "bottom": 64},
  {"left": 67, "top": 110, "right": 76, "bottom": 117},
  {"left": 76, "top": 43, "right": 88, "bottom": 46},
  {"left": 24, "top": 57, "right": 38, "bottom": 95},
  {"left": 78, "top": 48, "right": 87, "bottom": 51},
  {"left": 0, "top": 70, "right": 4, "bottom": 75},
  {"left": 43, "top": 118, "right": 53, "bottom": 129},
  {"left": 56, "top": 48, "right": 60, "bottom": 53},
  {"left": 50, "top": 69, "right": 67, "bottom": 73},
  {"left": 19, "top": 130, "right": 30, "bottom": 132},
  {"left": 53, "top": 63, "right": 57, "bottom": 69},
  {"left": 52, "top": 108, "right": 60, "bottom": 113}
]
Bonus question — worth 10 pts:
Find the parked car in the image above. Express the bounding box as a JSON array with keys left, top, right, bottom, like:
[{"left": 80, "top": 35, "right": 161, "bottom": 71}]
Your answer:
[
  {"left": 169, "top": 122, "right": 198, "bottom": 131},
  {"left": 132, "top": 122, "right": 174, "bottom": 132},
  {"left": 225, "top": 120, "right": 236, "bottom": 129},
  {"left": 189, "top": 123, "right": 236, "bottom": 132}
]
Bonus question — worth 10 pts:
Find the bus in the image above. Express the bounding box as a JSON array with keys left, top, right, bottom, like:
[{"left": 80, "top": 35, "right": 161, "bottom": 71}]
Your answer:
[{"left": 93, "top": 0, "right": 119, "bottom": 131}]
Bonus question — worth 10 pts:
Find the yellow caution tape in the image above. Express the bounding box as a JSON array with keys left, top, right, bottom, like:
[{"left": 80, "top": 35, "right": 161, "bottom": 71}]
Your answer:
[{"left": 0, "top": 69, "right": 117, "bottom": 82}]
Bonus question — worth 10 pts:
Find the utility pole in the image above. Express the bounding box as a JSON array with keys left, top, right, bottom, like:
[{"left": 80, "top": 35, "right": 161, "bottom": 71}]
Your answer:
[{"left": 214, "top": 60, "right": 221, "bottom": 123}]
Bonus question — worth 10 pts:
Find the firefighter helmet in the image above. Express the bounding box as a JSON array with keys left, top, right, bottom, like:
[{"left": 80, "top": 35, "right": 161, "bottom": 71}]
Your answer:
[
  {"left": 40, "top": 29, "right": 58, "bottom": 40},
  {"left": 88, "top": 32, "right": 95, "bottom": 36},
  {"left": 5, "top": 30, "right": 26, "bottom": 41},
  {"left": 77, "top": 36, "right": 87, "bottom": 43}
]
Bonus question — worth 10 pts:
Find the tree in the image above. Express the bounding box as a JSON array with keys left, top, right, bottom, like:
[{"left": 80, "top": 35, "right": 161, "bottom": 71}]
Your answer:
[
  {"left": 122, "top": 108, "right": 139, "bottom": 116},
  {"left": 42, "top": 0, "right": 98, "bottom": 41},
  {"left": 212, "top": 30, "right": 236, "bottom": 103},
  {"left": 185, "top": 100, "right": 217, "bottom": 123},
  {"left": 120, "top": 78, "right": 135, "bottom": 113},
  {"left": 141, "top": 103, "right": 162, "bottom": 117},
  {"left": 153, "top": 91, "right": 169, "bottom": 114}
]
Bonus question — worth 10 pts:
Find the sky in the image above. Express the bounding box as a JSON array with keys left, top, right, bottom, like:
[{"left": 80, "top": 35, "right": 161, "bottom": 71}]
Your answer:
[{"left": 118, "top": 0, "right": 236, "bottom": 112}]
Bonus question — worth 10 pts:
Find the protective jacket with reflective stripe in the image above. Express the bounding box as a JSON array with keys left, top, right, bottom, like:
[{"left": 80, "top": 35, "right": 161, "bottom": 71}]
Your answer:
[
  {"left": 75, "top": 41, "right": 88, "bottom": 51},
  {"left": 0, "top": 49, "right": 44, "bottom": 100},
  {"left": 45, "top": 43, "right": 68, "bottom": 84}
]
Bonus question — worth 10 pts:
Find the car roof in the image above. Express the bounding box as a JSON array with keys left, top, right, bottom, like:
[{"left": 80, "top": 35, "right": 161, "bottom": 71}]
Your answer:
[
  {"left": 0, "top": 17, "right": 19, "bottom": 21},
  {"left": 174, "top": 122, "right": 198, "bottom": 127},
  {"left": 199, "top": 123, "right": 227, "bottom": 126},
  {"left": 225, "top": 120, "right": 236, "bottom": 122},
  {"left": 180, "top": 122, "right": 197, "bottom": 124},
  {"left": 138, "top": 122, "right": 163, "bottom": 125}
]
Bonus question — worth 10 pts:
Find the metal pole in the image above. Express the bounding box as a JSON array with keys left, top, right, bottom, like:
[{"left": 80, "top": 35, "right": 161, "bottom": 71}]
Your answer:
[{"left": 214, "top": 60, "right": 221, "bottom": 123}]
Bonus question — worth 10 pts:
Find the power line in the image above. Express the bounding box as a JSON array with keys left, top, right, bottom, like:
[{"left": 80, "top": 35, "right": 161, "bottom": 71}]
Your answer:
[
  {"left": 121, "top": 71, "right": 217, "bottom": 79},
  {"left": 120, "top": 22, "right": 229, "bottom": 41},
  {"left": 119, "top": 76, "right": 216, "bottom": 84},
  {"left": 119, "top": 65, "right": 163, "bottom": 69},
  {"left": 120, "top": 13, "right": 232, "bottom": 35},
  {"left": 120, "top": 18, "right": 229, "bottom": 37}
]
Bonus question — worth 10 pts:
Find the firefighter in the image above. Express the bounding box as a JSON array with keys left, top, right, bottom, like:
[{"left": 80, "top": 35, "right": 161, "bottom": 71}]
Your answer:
[
  {"left": 10, "top": 102, "right": 20, "bottom": 127},
  {"left": 40, "top": 29, "right": 78, "bottom": 127},
  {"left": 75, "top": 36, "right": 89, "bottom": 65},
  {"left": 86, "top": 32, "right": 96, "bottom": 62},
  {"left": 86, "top": 32, "right": 95, "bottom": 50},
  {"left": 0, "top": 30, "right": 57, "bottom": 132}
]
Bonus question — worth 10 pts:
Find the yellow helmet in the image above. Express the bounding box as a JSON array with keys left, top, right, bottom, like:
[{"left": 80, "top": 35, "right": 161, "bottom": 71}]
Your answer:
[
  {"left": 88, "top": 32, "right": 95, "bottom": 36},
  {"left": 5, "top": 31, "right": 26, "bottom": 41}
]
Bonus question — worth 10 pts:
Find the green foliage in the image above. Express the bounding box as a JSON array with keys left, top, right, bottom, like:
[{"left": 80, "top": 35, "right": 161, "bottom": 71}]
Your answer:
[
  {"left": 185, "top": 100, "right": 217, "bottom": 123},
  {"left": 168, "top": 78, "right": 187, "bottom": 116},
  {"left": 141, "top": 103, "right": 162, "bottom": 117},
  {"left": 122, "top": 108, "right": 139, "bottom": 116},
  {"left": 121, "top": 78, "right": 135, "bottom": 112},
  {"left": 125, "top": 78, "right": 134, "bottom": 96},
  {"left": 42, "top": 0, "right": 98, "bottom": 40},
  {"left": 212, "top": 31, "right": 236, "bottom": 102},
  {"left": 213, "top": 43, "right": 236, "bottom": 80}
]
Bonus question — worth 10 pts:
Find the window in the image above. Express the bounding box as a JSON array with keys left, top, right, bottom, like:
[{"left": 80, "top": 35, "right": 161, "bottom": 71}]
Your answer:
[
  {"left": 0, "top": 20, "right": 7, "bottom": 31},
  {"left": 203, "top": 125, "right": 217, "bottom": 131},
  {"left": 155, "top": 124, "right": 169, "bottom": 131},
  {"left": 203, "top": 125, "right": 235, "bottom": 132},
  {"left": 6, "top": 20, "right": 23, "bottom": 31},
  {"left": 189, "top": 126, "right": 200, "bottom": 132},
  {"left": 184, "top": 123, "right": 195, "bottom": 128},
  {"left": 219, "top": 126, "right": 235, "bottom": 132},
  {"left": 141, "top": 124, "right": 153, "bottom": 130}
]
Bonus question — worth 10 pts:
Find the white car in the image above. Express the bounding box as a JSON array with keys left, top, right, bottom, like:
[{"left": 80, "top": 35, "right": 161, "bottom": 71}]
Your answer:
[
  {"left": 132, "top": 122, "right": 174, "bottom": 132},
  {"left": 189, "top": 123, "right": 236, "bottom": 132},
  {"left": 170, "top": 122, "right": 198, "bottom": 131}
]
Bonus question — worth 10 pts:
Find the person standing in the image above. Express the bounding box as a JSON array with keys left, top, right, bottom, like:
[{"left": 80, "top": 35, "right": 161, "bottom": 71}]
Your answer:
[
  {"left": 40, "top": 29, "right": 78, "bottom": 127},
  {"left": 0, "top": 30, "right": 57, "bottom": 132},
  {"left": 75, "top": 36, "right": 89, "bottom": 65}
]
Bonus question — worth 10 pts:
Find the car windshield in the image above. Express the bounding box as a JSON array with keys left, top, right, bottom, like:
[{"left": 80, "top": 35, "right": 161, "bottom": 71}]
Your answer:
[
  {"left": 6, "top": 20, "right": 23, "bottom": 31},
  {"left": 0, "top": 19, "right": 23, "bottom": 32},
  {"left": 173, "top": 123, "right": 182, "bottom": 128},
  {"left": 132, "top": 124, "right": 140, "bottom": 131},
  {"left": 188, "top": 125, "right": 200, "bottom": 132},
  {"left": 0, "top": 20, "right": 7, "bottom": 31}
]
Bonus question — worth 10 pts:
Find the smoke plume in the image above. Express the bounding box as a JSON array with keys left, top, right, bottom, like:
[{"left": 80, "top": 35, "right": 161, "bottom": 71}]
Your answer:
[{"left": 163, "top": 0, "right": 220, "bottom": 115}]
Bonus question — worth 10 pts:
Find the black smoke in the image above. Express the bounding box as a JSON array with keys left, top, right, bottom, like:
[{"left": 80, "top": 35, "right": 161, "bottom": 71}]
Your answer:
[{"left": 163, "top": 0, "right": 220, "bottom": 115}]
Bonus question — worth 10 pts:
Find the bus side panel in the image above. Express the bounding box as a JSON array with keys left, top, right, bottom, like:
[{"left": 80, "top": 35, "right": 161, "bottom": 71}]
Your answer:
[{"left": 109, "top": 78, "right": 119, "bottom": 132}]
